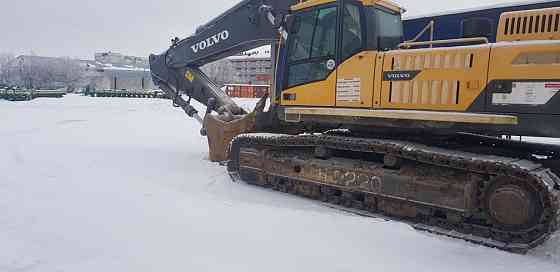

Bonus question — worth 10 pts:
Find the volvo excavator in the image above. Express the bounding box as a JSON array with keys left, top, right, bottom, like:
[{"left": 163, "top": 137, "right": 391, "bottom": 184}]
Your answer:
[{"left": 149, "top": 0, "right": 560, "bottom": 253}]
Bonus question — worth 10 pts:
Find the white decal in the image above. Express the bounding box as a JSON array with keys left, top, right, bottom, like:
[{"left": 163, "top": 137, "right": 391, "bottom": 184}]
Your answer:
[
  {"left": 326, "top": 59, "right": 336, "bottom": 70},
  {"left": 492, "top": 82, "right": 560, "bottom": 105},
  {"left": 336, "top": 78, "right": 361, "bottom": 102},
  {"left": 191, "top": 30, "right": 230, "bottom": 53}
]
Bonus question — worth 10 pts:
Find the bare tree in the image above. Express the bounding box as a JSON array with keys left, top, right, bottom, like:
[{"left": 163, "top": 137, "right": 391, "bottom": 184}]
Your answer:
[
  {"left": 17, "top": 57, "right": 37, "bottom": 89},
  {"left": 16, "top": 57, "right": 52, "bottom": 89},
  {"left": 0, "top": 53, "right": 15, "bottom": 86},
  {"left": 8, "top": 56, "right": 86, "bottom": 90}
]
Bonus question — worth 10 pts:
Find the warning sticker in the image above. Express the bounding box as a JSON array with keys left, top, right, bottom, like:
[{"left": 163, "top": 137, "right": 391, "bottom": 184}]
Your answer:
[
  {"left": 492, "top": 82, "right": 560, "bottom": 105},
  {"left": 336, "top": 78, "right": 361, "bottom": 102}
]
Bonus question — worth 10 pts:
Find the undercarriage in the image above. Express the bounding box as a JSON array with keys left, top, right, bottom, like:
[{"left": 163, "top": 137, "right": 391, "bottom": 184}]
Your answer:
[{"left": 227, "top": 133, "right": 560, "bottom": 253}]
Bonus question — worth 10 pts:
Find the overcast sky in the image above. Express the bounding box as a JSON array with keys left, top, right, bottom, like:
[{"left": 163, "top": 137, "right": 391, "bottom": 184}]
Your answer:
[{"left": 0, "top": 0, "right": 528, "bottom": 59}]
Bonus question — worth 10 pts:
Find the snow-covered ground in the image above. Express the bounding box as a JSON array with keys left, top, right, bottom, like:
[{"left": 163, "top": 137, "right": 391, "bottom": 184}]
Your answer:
[{"left": 0, "top": 94, "right": 558, "bottom": 272}]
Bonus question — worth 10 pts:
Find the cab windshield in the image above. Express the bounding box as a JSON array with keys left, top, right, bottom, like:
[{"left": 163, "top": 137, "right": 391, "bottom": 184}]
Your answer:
[{"left": 366, "top": 7, "right": 404, "bottom": 51}]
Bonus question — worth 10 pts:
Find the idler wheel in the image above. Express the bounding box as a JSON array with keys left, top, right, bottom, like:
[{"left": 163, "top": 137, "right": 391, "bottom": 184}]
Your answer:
[{"left": 485, "top": 180, "right": 541, "bottom": 228}]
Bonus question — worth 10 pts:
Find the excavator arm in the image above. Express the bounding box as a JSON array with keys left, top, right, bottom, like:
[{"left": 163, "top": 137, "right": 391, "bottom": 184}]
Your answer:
[{"left": 149, "top": 0, "right": 295, "bottom": 123}]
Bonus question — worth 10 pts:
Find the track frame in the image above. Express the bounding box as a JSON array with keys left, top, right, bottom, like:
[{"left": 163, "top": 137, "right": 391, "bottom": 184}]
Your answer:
[{"left": 228, "top": 133, "right": 560, "bottom": 253}]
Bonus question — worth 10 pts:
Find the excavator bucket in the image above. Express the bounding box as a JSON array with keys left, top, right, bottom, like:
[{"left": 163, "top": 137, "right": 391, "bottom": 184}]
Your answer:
[
  {"left": 204, "top": 112, "right": 256, "bottom": 162},
  {"left": 204, "top": 95, "right": 267, "bottom": 162}
]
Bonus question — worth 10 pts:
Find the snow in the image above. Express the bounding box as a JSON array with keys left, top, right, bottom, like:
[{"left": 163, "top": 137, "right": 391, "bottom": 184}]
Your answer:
[
  {"left": 101, "top": 65, "right": 150, "bottom": 72},
  {"left": 0, "top": 94, "right": 559, "bottom": 272},
  {"left": 84, "top": 61, "right": 149, "bottom": 72},
  {"left": 228, "top": 45, "right": 271, "bottom": 60}
]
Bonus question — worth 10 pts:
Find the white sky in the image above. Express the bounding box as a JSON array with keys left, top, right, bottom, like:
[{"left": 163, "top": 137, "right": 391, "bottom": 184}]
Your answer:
[{"left": 0, "top": 0, "right": 538, "bottom": 59}]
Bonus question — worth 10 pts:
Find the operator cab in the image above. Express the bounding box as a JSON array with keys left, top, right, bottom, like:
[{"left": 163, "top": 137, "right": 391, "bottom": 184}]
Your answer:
[{"left": 279, "top": 0, "right": 404, "bottom": 107}]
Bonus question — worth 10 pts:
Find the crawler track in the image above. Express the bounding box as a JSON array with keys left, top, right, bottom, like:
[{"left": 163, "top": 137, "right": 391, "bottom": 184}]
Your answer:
[{"left": 228, "top": 133, "right": 560, "bottom": 253}]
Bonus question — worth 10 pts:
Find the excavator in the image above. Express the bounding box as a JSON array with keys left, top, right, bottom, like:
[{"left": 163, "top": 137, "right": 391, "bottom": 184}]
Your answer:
[{"left": 149, "top": 0, "right": 560, "bottom": 253}]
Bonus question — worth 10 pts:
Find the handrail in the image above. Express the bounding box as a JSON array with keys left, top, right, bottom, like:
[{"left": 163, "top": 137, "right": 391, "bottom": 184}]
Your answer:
[
  {"left": 398, "top": 37, "right": 489, "bottom": 49},
  {"left": 405, "top": 20, "right": 435, "bottom": 47}
]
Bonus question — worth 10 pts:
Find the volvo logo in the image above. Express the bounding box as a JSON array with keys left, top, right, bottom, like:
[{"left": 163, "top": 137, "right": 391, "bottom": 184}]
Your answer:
[
  {"left": 191, "top": 30, "right": 230, "bottom": 53},
  {"left": 383, "top": 70, "right": 421, "bottom": 81}
]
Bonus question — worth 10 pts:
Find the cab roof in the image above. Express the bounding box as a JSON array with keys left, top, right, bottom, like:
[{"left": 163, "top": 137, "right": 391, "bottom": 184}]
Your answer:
[{"left": 290, "top": 0, "right": 404, "bottom": 13}]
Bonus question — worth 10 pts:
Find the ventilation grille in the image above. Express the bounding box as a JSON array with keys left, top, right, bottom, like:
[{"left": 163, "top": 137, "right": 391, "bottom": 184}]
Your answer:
[
  {"left": 389, "top": 80, "right": 461, "bottom": 105},
  {"left": 388, "top": 53, "right": 473, "bottom": 105},
  {"left": 497, "top": 7, "right": 560, "bottom": 42}
]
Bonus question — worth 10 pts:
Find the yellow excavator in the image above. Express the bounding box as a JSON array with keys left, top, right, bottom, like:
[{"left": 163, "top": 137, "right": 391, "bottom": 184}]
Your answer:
[{"left": 149, "top": 0, "right": 560, "bottom": 252}]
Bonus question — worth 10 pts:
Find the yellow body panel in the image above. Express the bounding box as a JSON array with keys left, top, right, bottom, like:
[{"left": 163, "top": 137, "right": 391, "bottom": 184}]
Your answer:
[
  {"left": 497, "top": 7, "right": 560, "bottom": 42},
  {"left": 372, "top": 54, "right": 385, "bottom": 107},
  {"left": 488, "top": 41, "right": 560, "bottom": 81},
  {"left": 281, "top": 41, "right": 559, "bottom": 120},
  {"left": 291, "top": 0, "right": 402, "bottom": 12},
  {"left": 280, "top": 2, "right": 559, "bottom": 125},
  {"left": 291, "top": 0, "right": 336, "bottom": 11},
  {"left": 285, "top": 107, "right": 518, "bottom": 125},
  {"left": 335, "top": 51, "right": 377, "bottom": 108},
  {"left": 362, "top": 0, "right": 402, "bottom": 12},
  {"left": 281, "top": 72, "right": 337, "bottom": 106},
  {"left": 378, "top": 46, "right": 491, "bottom": 111}
]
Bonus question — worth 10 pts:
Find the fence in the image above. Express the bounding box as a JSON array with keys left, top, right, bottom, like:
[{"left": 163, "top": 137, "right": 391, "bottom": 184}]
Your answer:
[
  {"left": 0, "top": 89, "right": 66, "bottom": 101},
  {"left": 84, "top": 89, "right": 167, "bottom": 99},
  {"left": 224, "top": 84, "right": 270, "bottom": 98}
]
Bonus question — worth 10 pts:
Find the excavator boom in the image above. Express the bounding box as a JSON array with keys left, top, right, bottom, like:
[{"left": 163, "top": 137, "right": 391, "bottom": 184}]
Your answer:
[{"left": 149, "top": 0, "right": 294, "bottom": 121}]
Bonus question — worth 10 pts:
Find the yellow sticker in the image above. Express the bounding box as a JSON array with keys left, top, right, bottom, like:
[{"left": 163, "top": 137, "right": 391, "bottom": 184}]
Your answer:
[{"left": 185, "top": 70, "right": 194, "bottom": 82}]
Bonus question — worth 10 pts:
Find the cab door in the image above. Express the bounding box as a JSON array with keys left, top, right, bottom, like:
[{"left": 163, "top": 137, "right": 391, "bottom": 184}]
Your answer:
[
  {"left": 281, "top": 4, "right": 339, "bottom": 107},
  {"left": 335, "top": 1, "right": 376, "bottom": 108}
]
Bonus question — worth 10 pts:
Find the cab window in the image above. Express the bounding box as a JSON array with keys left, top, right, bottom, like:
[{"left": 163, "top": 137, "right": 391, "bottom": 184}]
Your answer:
[
  {"left": 341, "top": 3, "right": 363, "bottom": 60},
  {"left": 286, "top": 6, "right": 337, "bottom": 88},
  {"left": 365, "top": 7, "right": 403, "bottom": 51}
]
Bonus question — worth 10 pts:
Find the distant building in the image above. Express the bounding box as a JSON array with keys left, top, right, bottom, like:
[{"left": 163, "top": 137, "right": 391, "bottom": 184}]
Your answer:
[
  {"left": 83, "top": 61, "right": 153, "bottom": 91},
  {"left": 228, "top": 47, "right": 273, "bottom": 85},
  {"left": 200, "top": 46, "right": 274, "bottom": 86},
  {"left": 7, "top": 49, "right": 272, "bottom": 91},
  {"left": 201, "top": 58, "right": 236, "bottom": 86},
  {"left": 1, "top": 53, "right": 153, "bottom": 91},
  {"left": 94, "top": 52, "right": 148, "bottom": 68},
  {"left": 224, "top": 84, "right": 270, "bottom": 98},
  {"left": 83, "top": 52, "right": 154, "bottom": 90}
]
